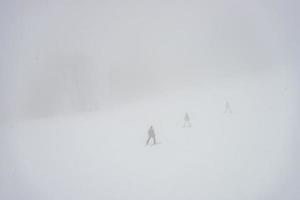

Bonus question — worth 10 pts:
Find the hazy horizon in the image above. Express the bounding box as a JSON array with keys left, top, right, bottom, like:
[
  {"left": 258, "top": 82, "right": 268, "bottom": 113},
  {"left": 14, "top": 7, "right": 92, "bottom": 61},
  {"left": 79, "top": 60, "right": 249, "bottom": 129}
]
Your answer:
[{"left": 1, "top": 0, "right": 299, "bottom": 121}]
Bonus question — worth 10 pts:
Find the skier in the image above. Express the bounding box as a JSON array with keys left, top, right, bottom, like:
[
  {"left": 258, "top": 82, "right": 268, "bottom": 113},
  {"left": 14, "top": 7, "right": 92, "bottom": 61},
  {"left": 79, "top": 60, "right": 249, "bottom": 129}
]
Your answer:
[
  {"left": 145, "top": 125, "right": 157, "bottom": 145},
  {"left": 224, "top": 101, "right": 232, "bottom": 114},
  {"left": 183, "top": 112, "right": 191, "bottom": 128}
]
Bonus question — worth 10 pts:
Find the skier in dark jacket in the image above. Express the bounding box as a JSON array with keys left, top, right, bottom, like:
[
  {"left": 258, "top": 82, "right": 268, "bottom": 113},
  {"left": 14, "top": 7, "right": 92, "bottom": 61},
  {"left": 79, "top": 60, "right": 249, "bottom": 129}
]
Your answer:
[{"left": 146, "top": 125, "right": 157, "bottom": 145}]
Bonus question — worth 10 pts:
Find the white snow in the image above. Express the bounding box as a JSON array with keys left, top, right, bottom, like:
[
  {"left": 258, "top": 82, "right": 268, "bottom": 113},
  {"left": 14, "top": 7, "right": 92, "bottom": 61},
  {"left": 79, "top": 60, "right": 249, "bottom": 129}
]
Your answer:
[{"left": 1, "top": 81, "right": 298, "bottom": 200}]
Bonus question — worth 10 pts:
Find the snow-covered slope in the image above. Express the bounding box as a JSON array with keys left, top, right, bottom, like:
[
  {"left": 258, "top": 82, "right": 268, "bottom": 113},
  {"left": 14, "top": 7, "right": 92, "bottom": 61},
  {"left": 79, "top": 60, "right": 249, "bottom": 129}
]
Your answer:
[{"left": 1, "top": 84, "right": 298, "bottom": 200}]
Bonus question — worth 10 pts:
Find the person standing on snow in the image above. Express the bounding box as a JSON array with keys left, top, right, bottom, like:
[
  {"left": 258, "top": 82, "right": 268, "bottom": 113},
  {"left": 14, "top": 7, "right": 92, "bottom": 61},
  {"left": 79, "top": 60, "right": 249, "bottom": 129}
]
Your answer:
[
  {"left": 146, "top": 125, "right": 157, "bottom": 145},
  {"left": 224, "top": 101, "right": 232, "bottom": 114},
  {"left": 183, "top": 112, "right": 191, "bottom": 128}
]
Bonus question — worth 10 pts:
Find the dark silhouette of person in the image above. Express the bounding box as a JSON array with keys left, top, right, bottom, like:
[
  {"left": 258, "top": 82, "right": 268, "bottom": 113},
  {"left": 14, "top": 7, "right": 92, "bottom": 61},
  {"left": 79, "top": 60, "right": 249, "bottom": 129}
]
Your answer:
[
  {"left": 224, "top": 101, "right": 232, "bottom": 114},
  {"left": 146, "top": 126, "right": 157, "bottom": 145},
  {"left": 183, "top": 112, "right": 191, "bottom": 128}
]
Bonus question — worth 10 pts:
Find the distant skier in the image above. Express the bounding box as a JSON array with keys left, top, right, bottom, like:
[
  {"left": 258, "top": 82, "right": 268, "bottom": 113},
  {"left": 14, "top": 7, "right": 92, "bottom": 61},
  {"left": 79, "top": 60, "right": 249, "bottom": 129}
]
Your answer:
[
  {"left": 224, "top": 101, "right": 232, "bottom": 114},
  {"left": 183, "top": 112, "right": 191, "bottom": 128},
  {"left": 145, "top": 126, "right": 157, "bottom": 145}
]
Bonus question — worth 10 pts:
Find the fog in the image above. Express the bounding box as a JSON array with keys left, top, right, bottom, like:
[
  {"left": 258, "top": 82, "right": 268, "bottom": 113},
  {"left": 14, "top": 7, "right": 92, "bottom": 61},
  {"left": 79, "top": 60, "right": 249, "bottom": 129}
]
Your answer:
[
  {"left": 1, "top": 0, "right": 299, "bottom": 120},
  {"left": 0, "top": 0, "right": 299, "bottom": 200}
]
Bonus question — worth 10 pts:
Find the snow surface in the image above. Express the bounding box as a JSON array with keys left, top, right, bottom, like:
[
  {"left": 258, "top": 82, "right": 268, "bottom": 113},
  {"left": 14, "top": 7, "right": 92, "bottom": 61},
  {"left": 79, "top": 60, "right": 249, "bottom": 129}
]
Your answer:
[{"left": 1, "top": 84, "right": 298, "bottom": 200}]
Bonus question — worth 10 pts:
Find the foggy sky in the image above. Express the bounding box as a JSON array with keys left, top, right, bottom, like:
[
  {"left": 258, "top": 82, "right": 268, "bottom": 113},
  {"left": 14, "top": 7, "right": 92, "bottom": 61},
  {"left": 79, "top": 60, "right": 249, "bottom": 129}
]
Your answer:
[{"left": 0, "top": 0, "right": 299, "bottom": 120}]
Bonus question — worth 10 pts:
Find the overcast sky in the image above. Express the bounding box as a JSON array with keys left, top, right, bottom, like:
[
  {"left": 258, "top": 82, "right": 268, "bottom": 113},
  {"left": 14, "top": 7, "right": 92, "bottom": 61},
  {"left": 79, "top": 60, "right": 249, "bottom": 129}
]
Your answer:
[{"left": 0, "top": 0, "right": 299, "bottom": 120}]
